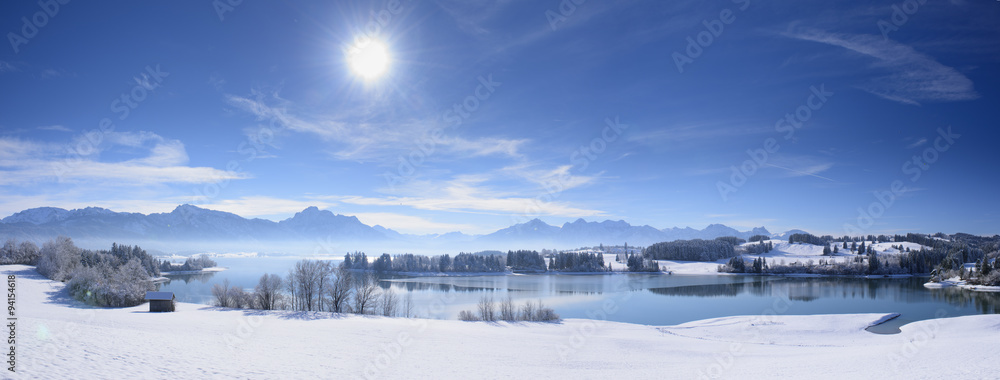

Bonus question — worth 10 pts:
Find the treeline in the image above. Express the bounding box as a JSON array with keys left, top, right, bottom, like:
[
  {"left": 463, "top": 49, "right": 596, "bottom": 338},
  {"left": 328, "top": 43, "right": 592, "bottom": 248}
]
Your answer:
[
  {"left": 457, "top": 295, "right": 559, "bottom": 322},
  {"left": 0, "top": 239, "right": 40, "bottom": 265},
  {"left": 743, "top": 241, "right": 773, "bottom": 255},
  {"left": 7, "top": 237, "right": 158, "bottom": 307},
  {"left": 626, "top": 254, "right": 660, "bottom": 272},
  {"left": 80, "top": 242, "right": 161, "bottom": 277},
  {"left": 548, "top": 251, "right": 606, "bottom": 272},
  {"left": 642, "top": 239, "right": 737, "bottom": 262},
  {"left": 724, "top": 256, "right": 768, "bottom": 274},
  {"left": 341, "top": 250, "right": 611, "bottom": 273},
  {"left": 211, "top": 259, "right": 412, "bottom": 318},
  {"left": 967, "top": 258, "right": 1000, "bottom": 286},
  {"left": 160, "top": 255, "right": 217, "bottom": 272},
  {"left": 346, "top": 252, "right": 508, "bottom": 273},
  {"left": 788, "top": 233, "right": 827, "bottom": 246},
  {"left": 719, "top": 238, "right": 982, "bottom": 277},
  {"left": 508, "top": 250, "right": 546, "bottom": 271}
]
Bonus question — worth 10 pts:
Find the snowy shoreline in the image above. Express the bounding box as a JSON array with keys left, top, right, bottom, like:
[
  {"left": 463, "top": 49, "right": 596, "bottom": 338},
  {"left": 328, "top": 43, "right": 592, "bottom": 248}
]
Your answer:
[
  {"left": 6, "top": 264, "right": 1000, "bottom": 379},
  {"left": 160, "top": 266, "right": 227, "bottom": 275},
  {"left": 924, "top": 278, "right": 1000, "bottom": 293}
]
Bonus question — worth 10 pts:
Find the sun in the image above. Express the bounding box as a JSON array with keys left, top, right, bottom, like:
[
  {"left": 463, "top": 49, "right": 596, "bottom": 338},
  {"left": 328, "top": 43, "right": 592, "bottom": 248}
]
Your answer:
[{"left": 347, "top": 40, "right": 390, "bottom": 80}]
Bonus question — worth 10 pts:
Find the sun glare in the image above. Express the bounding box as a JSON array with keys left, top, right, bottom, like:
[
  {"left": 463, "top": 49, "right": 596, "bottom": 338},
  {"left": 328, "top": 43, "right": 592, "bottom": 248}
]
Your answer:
[{"left": 348, "top": 40, "right": 390, "bottom": 80}]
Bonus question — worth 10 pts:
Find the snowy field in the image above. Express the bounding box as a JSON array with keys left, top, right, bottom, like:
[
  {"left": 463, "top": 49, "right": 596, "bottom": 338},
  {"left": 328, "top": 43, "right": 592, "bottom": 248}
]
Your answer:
[
  {"left": 634, "top": 241, "right": 930, "bottom": 275},
  {"left": 5, "top": 264, "right": 1000, "bottom": 379}
]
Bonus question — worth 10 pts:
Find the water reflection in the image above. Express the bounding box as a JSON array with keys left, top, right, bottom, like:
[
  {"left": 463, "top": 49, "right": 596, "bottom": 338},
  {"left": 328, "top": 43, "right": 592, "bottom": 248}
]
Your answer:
[
  {"left": 648, "top": 276, "right": 1000, "bottom": 313},
  {"left": 927, "top": 287, "right": 1000, "bottom": 314},
  {"left": 157, "top": 271, "right": 218, "bottom": 286}
]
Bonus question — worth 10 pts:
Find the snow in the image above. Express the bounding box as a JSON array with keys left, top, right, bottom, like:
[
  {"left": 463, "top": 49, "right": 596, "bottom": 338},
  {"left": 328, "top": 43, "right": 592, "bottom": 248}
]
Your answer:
[
  {"left": 7, "top": 264, "right": 1000, "bottom": 379},
  {"left": 608, "top": 240, "right": 933, "bottom": 276},
  {"left": 160, "top": 267, "right": 227, "bottom": 275},
  {"left": 924, "top": 277, "right": 1000, "bottom": 293}
]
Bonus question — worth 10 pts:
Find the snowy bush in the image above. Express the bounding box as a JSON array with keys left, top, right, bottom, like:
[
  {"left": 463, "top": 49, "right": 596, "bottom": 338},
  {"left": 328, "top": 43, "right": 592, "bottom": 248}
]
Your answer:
[
  {"left": 459, "top": 298, "right": 559, "bottom": 323},
  {"left": 67, "top": 258, "right": 153, "bottom": 307},
  {"left": 0, "top": 239, "right": 40, "bottom": 265},
  {"left": 36, "top": 236, "right": 81, "bottom": 281},
  {"left": 980, "top": 271, "right": 1000, "bottom": 286},
  {"left": 458, "top": 310, "right": 479, "bottom": 321}
]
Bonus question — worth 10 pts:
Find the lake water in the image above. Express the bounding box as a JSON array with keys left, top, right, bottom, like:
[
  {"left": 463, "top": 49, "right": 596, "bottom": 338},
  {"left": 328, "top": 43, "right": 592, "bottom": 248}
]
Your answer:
[{"left": 157, "top": 257, "right": 1000, "bottom": 332}]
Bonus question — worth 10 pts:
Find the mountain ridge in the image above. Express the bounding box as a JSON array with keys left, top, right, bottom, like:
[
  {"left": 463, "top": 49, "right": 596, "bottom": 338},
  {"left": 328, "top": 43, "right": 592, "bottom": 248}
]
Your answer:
[{"left": 0, "top": 205, "right": 791, "bottom": 248}]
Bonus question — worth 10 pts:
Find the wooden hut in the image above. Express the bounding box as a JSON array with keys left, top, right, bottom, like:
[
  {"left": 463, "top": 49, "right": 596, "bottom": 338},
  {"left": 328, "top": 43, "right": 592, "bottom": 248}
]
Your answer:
[{"left": 145, "top": 291, "right": 176, "bottom": 312}]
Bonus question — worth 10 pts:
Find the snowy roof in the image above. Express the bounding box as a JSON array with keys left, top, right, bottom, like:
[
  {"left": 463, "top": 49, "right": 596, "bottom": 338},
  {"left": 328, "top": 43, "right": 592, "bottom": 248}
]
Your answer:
[{"left": 145, "top": 291, "right": 174, "bottom": 301}]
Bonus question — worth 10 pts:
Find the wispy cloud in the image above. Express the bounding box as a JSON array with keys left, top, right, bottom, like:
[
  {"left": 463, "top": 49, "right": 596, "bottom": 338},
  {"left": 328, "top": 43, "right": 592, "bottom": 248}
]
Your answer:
[
  {"left": 628, "top": 122, "right": 772, "bottom": 144},
  {"left": 0, "top": 132, "right": 247, "bottom": 186},
  {"left": 782, "top": 29, "right": 978, "bottom": 105},
  {"left": 765, "top": 163, "right": 836, "bottom": 182},
  {"left": 225, "top": 90, "right": 527, "bottom": 162},
  {"left": 764, "top": 155, "right": 837, "bottom": 182},
  {"left": 191, "top": 196, "right": 336, "bottom": 218},
  {"left": 352, "top": 212, "right": 477, "bottom": 234},
  {"left": 906, "top": 138, "right": 928, "bottom": 149},
  {"left": 0, "top": 61, "right": 18, "bottom": 73},
  {"left": 37, "top": 125, "right": 72, "bottom": 132}
]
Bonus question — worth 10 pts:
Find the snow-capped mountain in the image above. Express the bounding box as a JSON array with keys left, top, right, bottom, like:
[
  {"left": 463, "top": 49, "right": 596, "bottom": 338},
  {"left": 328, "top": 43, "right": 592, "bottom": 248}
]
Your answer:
[
  {"left": 479, "top": 218, "right": 771, "bottom": 246},
  {"left": 772, "top": 229, "right": 813, "bottom": 239},
  {"left": 0, "top": 205, "right": 387, "bottom": 243},
  {"left": 0, "top": 205, "right": 778, "bottom": 250}
]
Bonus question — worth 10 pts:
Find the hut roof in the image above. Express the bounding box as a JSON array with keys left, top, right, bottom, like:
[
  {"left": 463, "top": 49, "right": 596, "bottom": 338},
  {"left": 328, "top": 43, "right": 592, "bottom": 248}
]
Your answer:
[{"left": 145, "top": 291, "right": 175, "bottom": 301}]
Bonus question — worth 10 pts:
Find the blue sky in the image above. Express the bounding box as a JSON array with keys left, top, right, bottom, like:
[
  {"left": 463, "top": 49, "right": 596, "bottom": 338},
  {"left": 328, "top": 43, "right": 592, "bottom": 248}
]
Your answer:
[{"left": 1, "top": 0, "right": 998, "bottom": 236}]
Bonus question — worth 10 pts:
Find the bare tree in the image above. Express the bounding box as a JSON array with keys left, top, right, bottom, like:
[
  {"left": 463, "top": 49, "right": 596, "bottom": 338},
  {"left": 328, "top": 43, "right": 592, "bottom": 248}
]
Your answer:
[
  {"left": 519, "top": 299, "right": 536, "bottom": 321},
  {"left": 293, "top": 260, "right": 320, "bottom": 311},
  {"left": 477, "top": 295, "right": 496, "bottom": 322},
  {"left": 380, "top": 288, "right": 398, "bottom": 317},
  {"left": 229, "top": 285, "right": 252, "bottom": 309},
  {"left": 254, "top": 273, "right": 283, "bottom": 310},
  {"left": 212, "top": 278, "right": 232, "bottom": 308},
  {"left": 458, "top": 310, "right": 478, "bottom": 321},
  {"left": 285, "top": 269, "right": 298, "bottom": 311},
  {"left": 328, "top": 265, "right": 353, "bottom": 313},
  {"left": 315, "top": 261, "right": 334, "bottom": 311},
  {"left": 353, "top": 272, "right": 381, "bottom": 315},
  {"left": 403, "top": 292, "right": 414, "bottom": 318},
  {"left": 499, "top": 294, "right": 515, "bottom": 321}
]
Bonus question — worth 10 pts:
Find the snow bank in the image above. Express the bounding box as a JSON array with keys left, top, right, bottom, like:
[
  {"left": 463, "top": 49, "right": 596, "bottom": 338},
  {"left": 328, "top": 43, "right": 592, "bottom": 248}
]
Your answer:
[
  {"left": 5, "top": 265, "right": 999, "bottom": 379},
  {"left": 160, "top": 266, "right": 228, "bottom": 275}
]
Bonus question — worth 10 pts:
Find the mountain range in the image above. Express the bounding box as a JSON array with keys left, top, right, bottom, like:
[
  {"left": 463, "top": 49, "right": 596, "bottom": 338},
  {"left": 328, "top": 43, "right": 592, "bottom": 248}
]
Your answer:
[{"left": 0, "top": 205, "right": 795, "bottom": 252}]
